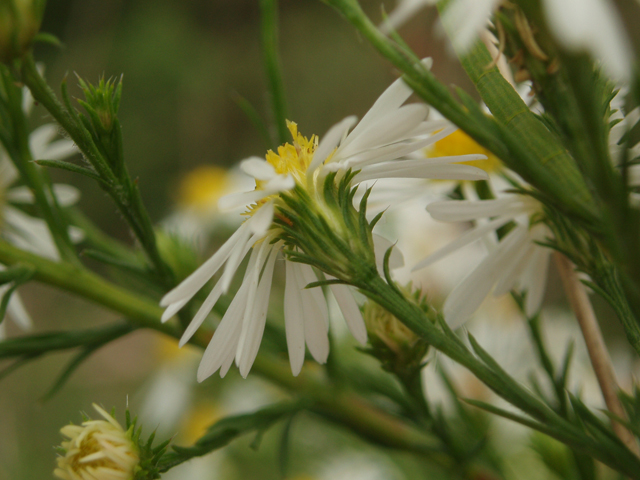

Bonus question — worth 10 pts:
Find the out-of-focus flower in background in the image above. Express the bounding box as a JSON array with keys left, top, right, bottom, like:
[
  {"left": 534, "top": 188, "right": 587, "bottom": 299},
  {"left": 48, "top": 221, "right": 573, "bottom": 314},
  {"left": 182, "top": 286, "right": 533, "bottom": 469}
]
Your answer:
[
  {"left": 0, "top": 121, "right": 79, "bottom": 338},
  {"left": 414, "top": 193, "right": 550, "bottom": 328}
]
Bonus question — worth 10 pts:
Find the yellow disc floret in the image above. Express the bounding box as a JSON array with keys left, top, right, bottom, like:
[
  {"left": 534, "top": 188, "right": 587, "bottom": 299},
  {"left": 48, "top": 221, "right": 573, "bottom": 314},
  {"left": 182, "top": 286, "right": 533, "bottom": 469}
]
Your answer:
[
  {"left": 426, "top": 129, "right": 502, "bottom": 173},
  {"left": 245, "top": 120, "right": 318, "bottom": 218},
  {"left": 262, "top": 120, "right": 317, "bottom": 189}
]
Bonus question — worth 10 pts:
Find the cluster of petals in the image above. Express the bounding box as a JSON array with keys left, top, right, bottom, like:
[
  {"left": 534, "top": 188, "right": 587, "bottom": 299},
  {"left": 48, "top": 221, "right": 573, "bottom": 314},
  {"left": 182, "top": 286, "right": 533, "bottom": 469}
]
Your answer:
[
  {"left": 54, "top": 404, "right": 139, "bottom": 480},
  {"left": 161, "top": 64, "right": 490, "bottom": 381},
  {"left": 413, "top": 193, "right": 551, "bottom": 328},
  {"left": 0, "top": 125, "right": 79, "bottom": 338}
]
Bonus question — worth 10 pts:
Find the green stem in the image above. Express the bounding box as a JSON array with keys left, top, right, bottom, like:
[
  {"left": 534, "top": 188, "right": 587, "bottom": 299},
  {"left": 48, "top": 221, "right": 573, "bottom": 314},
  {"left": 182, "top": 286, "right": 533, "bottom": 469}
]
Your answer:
[
  {"left": 0, "top": 66, "right": 79, "bottom": 265},
  {"left": 323, "top": 0, "right": 600, "bottom": 228},
  {"left": 0, "top": 239, "right": 440, "bottom": 455},
  {"left": 359, "top": 275, "right": 640, "bottom": 477},
  {"left": 20, "top": 55, "right": 175, "bottom": 287},
  {"left": 260, "top": 0, "right": 289, "bottom": 146}
]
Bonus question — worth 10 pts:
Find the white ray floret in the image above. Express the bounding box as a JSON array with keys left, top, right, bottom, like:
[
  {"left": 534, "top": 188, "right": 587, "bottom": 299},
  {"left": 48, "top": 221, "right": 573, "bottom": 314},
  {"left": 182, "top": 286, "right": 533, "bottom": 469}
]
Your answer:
[
  {"left": 413, "top": 193, "right": 551, "bottom": 328},
  {"left": 162, "top": 65, "right": 491, "bottom": 380}
]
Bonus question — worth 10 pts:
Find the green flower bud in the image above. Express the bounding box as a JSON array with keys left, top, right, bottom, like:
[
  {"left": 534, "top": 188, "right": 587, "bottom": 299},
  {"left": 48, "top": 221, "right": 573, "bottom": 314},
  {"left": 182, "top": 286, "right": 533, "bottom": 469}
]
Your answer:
[
  {"left": 362, "top": 285, "right": 432, "bottom": 378},
  {"left": 0, "top": 0, "right": 46, "bottom": 63}
]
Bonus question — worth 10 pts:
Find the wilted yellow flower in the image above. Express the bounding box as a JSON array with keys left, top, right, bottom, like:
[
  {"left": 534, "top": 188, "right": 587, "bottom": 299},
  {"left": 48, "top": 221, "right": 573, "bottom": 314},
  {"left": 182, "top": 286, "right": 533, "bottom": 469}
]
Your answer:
[{"left": 54, "top": 404, "right": 140, "bottom": 480}]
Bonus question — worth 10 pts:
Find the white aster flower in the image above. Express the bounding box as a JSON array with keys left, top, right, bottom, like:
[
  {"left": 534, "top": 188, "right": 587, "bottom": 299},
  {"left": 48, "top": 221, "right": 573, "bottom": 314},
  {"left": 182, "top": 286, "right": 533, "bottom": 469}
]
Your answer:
[
  {"left": 161, "top": 69, "right": 488, "bottom": 381},
  {"left": 541, "top": 0, "right": 633, "bottom": 82},
  {"left": 413, "top": 192, "right": 552, "bottom": 328},
  {"left": 54, "top": 404, "right": 140, "bottom": 480},
  {"left": 0, "top": 127, "right": 79, "bottom": 338}
]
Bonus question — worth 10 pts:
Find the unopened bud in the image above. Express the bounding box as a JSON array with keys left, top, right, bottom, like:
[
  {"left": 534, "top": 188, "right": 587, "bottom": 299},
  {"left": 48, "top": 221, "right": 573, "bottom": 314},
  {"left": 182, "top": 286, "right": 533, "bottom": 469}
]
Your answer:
[
  {"left": 54, "top": 404, "right": 140, "bottom": 480},
  {"left": 362, "top": 285, "right": 431, "bottom": 377}
]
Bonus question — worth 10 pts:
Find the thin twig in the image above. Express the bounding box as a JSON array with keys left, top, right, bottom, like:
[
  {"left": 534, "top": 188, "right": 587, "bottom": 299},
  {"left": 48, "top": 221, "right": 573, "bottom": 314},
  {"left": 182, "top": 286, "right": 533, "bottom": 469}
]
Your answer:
[{"left": 554, "top": 252, "right": 639, "bottom": 456}]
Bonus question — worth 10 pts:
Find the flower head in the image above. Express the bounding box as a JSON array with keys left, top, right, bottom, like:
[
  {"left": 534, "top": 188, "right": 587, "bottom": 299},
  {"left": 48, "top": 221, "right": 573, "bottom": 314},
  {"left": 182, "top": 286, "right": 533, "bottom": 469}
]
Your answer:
[
  {"left": 161, "top": 67, "right": 488, "bottom": 380},
  {"left": 54, "top": 404, "right": 140, "bottom": 480}
]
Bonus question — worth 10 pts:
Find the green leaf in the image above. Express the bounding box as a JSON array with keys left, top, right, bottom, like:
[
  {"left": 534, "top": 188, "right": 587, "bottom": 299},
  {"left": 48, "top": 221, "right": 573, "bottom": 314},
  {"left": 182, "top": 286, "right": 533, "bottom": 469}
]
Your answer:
[{"left": 159, "top": 401, "right": 306, "bottom": 472}]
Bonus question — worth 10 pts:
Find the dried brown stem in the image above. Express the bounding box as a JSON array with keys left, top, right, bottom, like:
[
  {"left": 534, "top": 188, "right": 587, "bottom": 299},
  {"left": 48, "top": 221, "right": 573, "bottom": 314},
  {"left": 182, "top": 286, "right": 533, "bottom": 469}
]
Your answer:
[{"left": 554, "top": 252, "right": 639, "bottom": 456}]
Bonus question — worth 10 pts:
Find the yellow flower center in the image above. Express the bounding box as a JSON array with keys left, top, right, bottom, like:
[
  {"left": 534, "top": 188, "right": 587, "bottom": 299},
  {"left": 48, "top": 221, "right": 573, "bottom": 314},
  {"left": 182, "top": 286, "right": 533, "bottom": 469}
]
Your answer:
[
  {"left": 178, "top": 165, "right": 230, "bottom": 210},
  {"left": 260, "top": 120, "right": 317, "bottom": 189},
  {"left": 245, "top": 120, "right": 318, "bottom": 218},
  {"left": 426, "top": 130, "right": 501, "bottom": 173}
]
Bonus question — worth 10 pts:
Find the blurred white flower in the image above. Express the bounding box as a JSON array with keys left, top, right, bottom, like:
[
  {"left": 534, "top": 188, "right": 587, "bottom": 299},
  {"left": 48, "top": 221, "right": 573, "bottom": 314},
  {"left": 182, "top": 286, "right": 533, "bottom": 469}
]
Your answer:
[
  {"left": 161, "top": 66, "right": 488, "bottom": 381},
  {"left": 413, "top": 193, "right": 551, "bottom": 328},
  {"left": 383, "top": 0, "right": 633, "bottom": 81},
  {"left": 0, "top": 125, "right": 79, "bottom": 338}
]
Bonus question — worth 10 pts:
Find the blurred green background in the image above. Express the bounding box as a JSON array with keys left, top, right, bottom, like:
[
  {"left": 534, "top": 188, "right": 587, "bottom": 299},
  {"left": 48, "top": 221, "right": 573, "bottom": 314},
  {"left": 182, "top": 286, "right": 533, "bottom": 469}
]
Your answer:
[{"left": 1, "top": 1, "right": 479, "bottom": 479}]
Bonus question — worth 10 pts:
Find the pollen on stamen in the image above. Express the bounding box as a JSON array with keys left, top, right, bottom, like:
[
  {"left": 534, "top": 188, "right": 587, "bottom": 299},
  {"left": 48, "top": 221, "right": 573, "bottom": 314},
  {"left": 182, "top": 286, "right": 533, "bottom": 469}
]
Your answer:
[{"left": 244, "top": 120, "right": 318, "bottom": 219}]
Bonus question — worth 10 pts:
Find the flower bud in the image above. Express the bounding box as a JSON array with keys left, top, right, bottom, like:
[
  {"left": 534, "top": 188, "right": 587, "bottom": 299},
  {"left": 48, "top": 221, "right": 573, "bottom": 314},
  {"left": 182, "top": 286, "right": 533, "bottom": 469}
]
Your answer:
[
  {"left": 54, "top": 404, "right": 140, "bottom": 480},
  {"left": 362, "top": 285, "right": 431, "bottom": 377},
  {"left": 0, "top": 0, "right": 46, "bottom": 63}
]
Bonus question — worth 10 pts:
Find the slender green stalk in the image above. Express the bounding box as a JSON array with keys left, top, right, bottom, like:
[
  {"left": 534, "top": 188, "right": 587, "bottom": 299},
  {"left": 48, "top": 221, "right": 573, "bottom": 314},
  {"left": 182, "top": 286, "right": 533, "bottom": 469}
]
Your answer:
[
  {"left": 19, "top": 55, "right": 175, "bottom": 287},
  {"left": 260, "top": 0, "right": 289, "bottom": 146},
  {"left": 0, "top": 66, "right": 79, "bottom": 265},
  {"left": 0, "top": 239, "right": 441, "bottom": 455},
  {"left": 322, "top": 0, "right": 600, "bottom": 228},
  {"left": 358, "top": 275, "right": 640, "bottom": 477}
]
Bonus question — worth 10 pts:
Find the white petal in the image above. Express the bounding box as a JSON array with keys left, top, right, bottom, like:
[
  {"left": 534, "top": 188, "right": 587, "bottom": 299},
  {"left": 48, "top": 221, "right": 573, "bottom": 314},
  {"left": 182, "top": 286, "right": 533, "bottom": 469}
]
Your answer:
[
  {"left": 443, "top": 224, "right": 532, "bottom": 327},
  {"left": 161, "top": 298, "right": 189, "bottom": 323},
  {"left": 218, "top": 226, "right": 257, "bottom": 293},
  {"left": 177, "top": 281, "right": 224, "bottom": 346},
  {"left": 542, "top": 0, "right": 632, "bottom": 81},
  {"left": 296, "top": 263, "right": 330, "bottom": 363},
  {"left": 217, "top": 176, "right": 294, "bottom": 211},
  {"left": 412, "top": 215, "right": 512, "bottom": 271},
  {"left": 160, "top": 221, "right": 251, "bottom": 307},
  {"left": 52, "top": 184, "right": 81, "bottom": 206},
  {"left": 427, "top": 197, "right": 531, "bottom": 222},
  {"left": 341, "top": 125, "right": 458, "bottom": 170},
  {"left": 329, "top": 282, "right": 367, "bottom": 345},
  {"left": 441, "top": 0, "right": 498, "bottom": 52},
  {"left": 248, "top": 200, "right": 274, "bottom": 235},
  {"left": 196, "top": 283, "right": 248, "bottom": 382},
  {"left": 236, "top": 244, "right": 279, "bottom": 378},
  {"left": 240, "top": 157, "right": 276, "bottom": 181},
  {"left": 338, "top": 104, "right": 430, "bottom": 159},
  {"left": 309, "top": 115, "right": 358, "bottom": 173},
  {"left": 341, "top": 77, "right": 414, "bottom": 149},
  {"left": 523, "top": 249, "right": 551, "bottom": 317},
  {"left": 39, "top": 140, "right": 78, "bottom": 161},
  {"left": 353, "top": 160, "right": 488, "bottom": 183},
  {"left": 284, "top": 260, "right": 306, "bottom": 376},
  {"left": 3, "top": 206, "right": 59, "bottom": 260},
  {"left": 5, "top": 186, "right": 35, "bottom": 203},
  {"left": 29, "top": 124, "right": 58, "bottom": 158},
  {"left": 0, "top": 158, "right": 19, "bottom": 190},
  {"left": 7, "top": 293, "right": 33, "bottom": 330},
  {"left": 373, "top": 234, "right": 404, "bottom": 273}
]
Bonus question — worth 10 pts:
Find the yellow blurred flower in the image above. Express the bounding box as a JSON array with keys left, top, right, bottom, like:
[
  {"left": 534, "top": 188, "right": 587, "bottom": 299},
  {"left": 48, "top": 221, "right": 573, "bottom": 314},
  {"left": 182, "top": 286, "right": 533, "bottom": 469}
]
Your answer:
[{"left": 426, "top": 129, "right": 502, "bottom": 174}]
